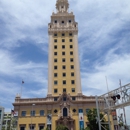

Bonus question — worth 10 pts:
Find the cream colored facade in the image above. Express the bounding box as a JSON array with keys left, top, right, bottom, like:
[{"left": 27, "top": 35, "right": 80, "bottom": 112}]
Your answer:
[
  {"left": 13, "top": 0, "right": 116, "bottom": 130},
  {"left": 48, "top": 0, "right": 82, "bottom": 97}
]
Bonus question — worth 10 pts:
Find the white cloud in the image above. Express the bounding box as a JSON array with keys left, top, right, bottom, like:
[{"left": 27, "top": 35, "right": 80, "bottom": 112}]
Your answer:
[
  {"left": 81, "top": 53, "right": 130, "bottom": 96},
  {"left": 0, "top": 49, "right": 48, "bottom": 103}
]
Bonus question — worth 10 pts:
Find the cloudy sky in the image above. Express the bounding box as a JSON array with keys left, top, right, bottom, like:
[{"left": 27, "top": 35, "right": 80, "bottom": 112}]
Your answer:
[{"left": 0, "top": 0, "right": 130, "bottom": 124}]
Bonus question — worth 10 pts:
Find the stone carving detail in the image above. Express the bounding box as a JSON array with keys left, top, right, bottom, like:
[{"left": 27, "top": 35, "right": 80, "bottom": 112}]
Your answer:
[{"left": 48, "top": 0, "right": 78, "bottom": 33}]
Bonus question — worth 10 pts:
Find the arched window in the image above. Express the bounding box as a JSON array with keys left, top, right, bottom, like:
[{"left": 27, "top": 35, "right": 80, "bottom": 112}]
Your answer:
[{"left": 63, "top": 108, "right": 67, "bottom": 117}]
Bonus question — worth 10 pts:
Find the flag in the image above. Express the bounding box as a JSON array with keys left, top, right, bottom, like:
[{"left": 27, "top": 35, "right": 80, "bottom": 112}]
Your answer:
[
  {"left": 22, "top": 80, "right": 24, "bottom": 84},
  {"left": 11, "top": 110, "right": 16, "bottom": 115}
]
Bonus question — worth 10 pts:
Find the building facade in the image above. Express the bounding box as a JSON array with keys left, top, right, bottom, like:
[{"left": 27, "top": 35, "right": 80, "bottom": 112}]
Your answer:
[
  {"left": 0, "top": 107, "right": 4, "bottom": 130},
  {"left": 2, "top": 112, "right": 12, "bottom": 130},
  {"left": 48, "top": 0, "right": 82, "bottom": 98},
  {"left": 13, "top": 0, "right": 115, "bottom": 130}
]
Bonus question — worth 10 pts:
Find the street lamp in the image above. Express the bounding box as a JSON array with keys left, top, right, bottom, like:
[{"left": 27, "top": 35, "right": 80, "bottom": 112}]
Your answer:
[{"left": 31, "top": 104, "right": 35, "bottom": 130}]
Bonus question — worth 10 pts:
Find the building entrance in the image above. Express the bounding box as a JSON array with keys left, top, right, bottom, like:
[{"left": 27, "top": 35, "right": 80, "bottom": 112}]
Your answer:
[{"left": 56, "top": 116, "right": 75, "bottom": 130}]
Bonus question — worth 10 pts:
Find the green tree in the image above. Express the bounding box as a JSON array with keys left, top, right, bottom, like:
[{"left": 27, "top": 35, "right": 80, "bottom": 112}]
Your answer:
[
  {"left": 56, "top": 125, "right": 68, "bottom": 130},
  {"left": 86, "top": 109, "right": 108, "bottom": 130}
]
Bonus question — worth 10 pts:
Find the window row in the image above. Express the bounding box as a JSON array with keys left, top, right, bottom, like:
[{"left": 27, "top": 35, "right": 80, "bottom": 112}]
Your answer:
[
  {"left": 54, "top": 65, "right": 74, "bottom": 70},
  {"left": 21, "top": 108, "right": 90, "bottom": 116},
  {"left": 54, "top": 39, "right": 73, "bottom": 43},
  {"left": 54, "top": 20, "right": 72, "bottom": 24},
  {"left": 54, "top": 72, "right": 74, "bottom": 77},
  {"left": 21, "top": 109, "right": 59, "bottom": 117},
  {"left": 54, "top": 33, "right": 72, "bottom": 37},
  {"left": 20, "top": 125, "right": 44, "bottom": 130},
  {"left": 21, "top": 108, "right": 90, "bottom": 118},
  {"left": 54, "top": 80, "right": 75, "bottom": 85},
  {"left": 54, "top": 88, "right": 75, "bottom": 93},
  {"left": 54, "top": 51, "right": 73, "bottom": 55},
  {"left": 21, "top": 110, "right": 44, "bottom": 117},
  {"left": 72, "top": 109, "right": 90, "bottom": 114},
  {"left": 54, "top": 96, "right": 76, "bottom": 101},
  {"left": 54, "top": 58, "right": 74, "bottom": 62},
  {"left": 54, "top": 45, "right": 73, "bottom": 49}
]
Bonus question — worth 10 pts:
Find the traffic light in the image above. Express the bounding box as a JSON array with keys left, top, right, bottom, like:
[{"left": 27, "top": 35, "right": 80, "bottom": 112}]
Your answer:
[
  {"left": 111, "top": 94, "right": 121, "bottom": 101},
  {"left": 116, "top": 94, "right": 120, "bottom": 99},
  {"left": 111, "top": 96, "right": 116, "bottom": 101}
]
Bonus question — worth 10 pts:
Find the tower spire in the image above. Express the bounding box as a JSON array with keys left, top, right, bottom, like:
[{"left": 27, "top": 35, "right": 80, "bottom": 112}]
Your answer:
[{"left": 56, "top": 0, "right": 69, "bottom": 13}]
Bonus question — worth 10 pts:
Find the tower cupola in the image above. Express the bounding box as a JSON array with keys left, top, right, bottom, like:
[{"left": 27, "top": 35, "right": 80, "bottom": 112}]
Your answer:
[{"left": 56, "top": 0, "right": 69, "bottom": 13}]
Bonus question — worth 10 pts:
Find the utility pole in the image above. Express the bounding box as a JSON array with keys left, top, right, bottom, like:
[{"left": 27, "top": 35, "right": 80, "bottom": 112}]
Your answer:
[{"left": 96, "top": 95, "right": 101, "bottom": 130}]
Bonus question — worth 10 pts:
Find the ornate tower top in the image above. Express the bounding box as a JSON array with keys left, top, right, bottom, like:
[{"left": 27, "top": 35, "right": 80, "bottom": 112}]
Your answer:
[
  {"left": 48, "top": 0, "right": 78, "bottom": 34},
  {"left": 56, "top": 0, "right": 69, "bottom": 13}
]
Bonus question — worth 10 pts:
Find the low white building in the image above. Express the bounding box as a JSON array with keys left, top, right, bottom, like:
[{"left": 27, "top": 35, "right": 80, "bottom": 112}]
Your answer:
[
  {"left": 2, "top": 112, "right": 12, "bottom": 130},
  {"left": 2, "top": 111, "right": 18, "bottom": 130},
  {"left": 0, "top": 106, "right": 4, "bottom": 130}
]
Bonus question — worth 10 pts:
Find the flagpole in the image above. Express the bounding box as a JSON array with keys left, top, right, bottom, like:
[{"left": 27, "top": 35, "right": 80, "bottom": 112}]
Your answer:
[{"left": 21, "top": 80, "right": 24, "bottom": 97}]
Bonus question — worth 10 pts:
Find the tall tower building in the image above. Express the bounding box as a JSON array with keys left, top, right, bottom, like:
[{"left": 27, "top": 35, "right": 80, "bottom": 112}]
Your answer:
[
  {"left": 13, "top": 1, "right": 115, "bottom": 130},
  {"left": 48, "top": 0, "right": 82, "bottom": 97}
]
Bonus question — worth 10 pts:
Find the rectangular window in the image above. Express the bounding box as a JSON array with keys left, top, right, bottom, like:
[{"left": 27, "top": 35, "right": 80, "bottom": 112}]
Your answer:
[
  {"left": 62, "top": 39, "right": 65, "bottom": 42},
  {"left": 30, "top": 110, "right": 35, "bottom": 116},
  {"left": 54, "top": 59, "right": 57, "bottom": 62},
  {"left": 54, "top": 97, "right": 58, "bottom": 101},
  {"left": 69, "top": 20, "right": 71, "bottom": 23},
  {"left": 70, "top": 45, "right": 73, "bottom": 48},
  {"left": 63, "top": 73, "right": 66, "bottom": 77},
  {"left": 40, "top": 110, "right": 44, "bottom": 116},
  {"left": 54, "top": 89, "right": 58, "bottom": 93},
  {"left": 62, "top": 45, "right": 65, "bottom": 49},
  {"left": 21, "top": 111, "right": 26, "bottom": 117},
  {"left": 70, "top": 58, "right": 73, "bottom": 62},
  {"left": 47, "top": 110, "right": 52, "bottom": 114},
  {"left": 20, "top": 127, "right": 25, "bottom": 130},
  {"left": 71, "top": 72, "right": 74, "bottom": 76},
  {"left": 54, "top": 45, "right": 57, "bottom": 49},
  {"left": 62, "top": 52, "right": 65, "bottom": 55},
  {"left": 55, "top": 20, "right": 57, "bottom": 23},
  {"left": 71, "top": 65, "right": 74, "bottom": 69},
  {"left": 62, "top": 21, "right": 64, "bottom": 24},
  {"left": 62, "top": 58, "right": 65, "bottom": 62},
  {"left": 30, "top": 126, "right": 35, "bottom": 130},
  {"left": 70, "top": 51, "right": 73, "bottom": 55},
  {"left": 79, "top": 109, "right": 83, "bottom": 113},
  {"left": 62, "top": 66, "right": 66, "bottom": 69},
  {"left": 86, "top": 109, "right": 90, "bottom": 114},
  {"left": 54, "top": 52, "right": 57, "bottom": 55},
  {"left": 72, "top": 97, "right": 76, "bottom": 101},
  {"left": 54, "top": 73, "right": 57, "bottom": 77},
  {"left": 72, "top": 88, "right": 75, "bottom": 92},
  {"left": 63, "top": 88, "right": 66, "bottom": 92},
  {"left": 63, "top": 80, "right": 66, "bottom": 85},
  {"left": 54, "top": 81, "right": 58, "bottom": 85},
  {"left": 0, "top": 110, "right": 2, "bottom": 118},
  {"left": 70, "top": 39, "right": 73, "bottom": 42},
  {"left": 54, "top": 39, "right": 57, "bottom": 42},
  {"left": 71, "top": 80, "right": 75, "bottom": 84},
  {"left": 69, "top": 33, "right": 72, "bottom": 36},
  {"left": 39, "top": 126, "right": 44, "bottom": 130},
  {"left": 54, "top": 33, "right": 57, "bottom": 36},
  {"left": 54, "top": 66, "right": 57, "bottom": 69},
  {"left": 62, "top": 33, "right": 65, "bottom": 36}
]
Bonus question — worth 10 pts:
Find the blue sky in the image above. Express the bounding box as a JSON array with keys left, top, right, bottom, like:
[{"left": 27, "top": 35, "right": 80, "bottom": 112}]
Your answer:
[{"left": 0, "top": 0, "right": 130, "bottom": 124}]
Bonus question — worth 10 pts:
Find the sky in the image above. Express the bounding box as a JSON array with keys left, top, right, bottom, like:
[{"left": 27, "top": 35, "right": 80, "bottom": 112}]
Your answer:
[{"left": 0, "top": 0, "right": 130, "bottom": 125}]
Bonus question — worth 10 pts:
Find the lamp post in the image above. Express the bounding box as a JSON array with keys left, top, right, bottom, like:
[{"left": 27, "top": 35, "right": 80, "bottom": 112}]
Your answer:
[{"left": 31, "top": 104, "right": 35, "bottom": 130}]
